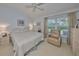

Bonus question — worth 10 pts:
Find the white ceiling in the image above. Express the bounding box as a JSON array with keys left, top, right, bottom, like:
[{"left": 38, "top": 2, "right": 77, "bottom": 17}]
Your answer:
[{"left": 1, "top": 3, "right": 79, "bottom": 19}]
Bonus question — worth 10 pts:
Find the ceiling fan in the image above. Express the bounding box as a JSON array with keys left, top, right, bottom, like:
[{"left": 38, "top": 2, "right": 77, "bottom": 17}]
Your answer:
[{"left": 25, "top": 3, "right": 44, "bottom": 12}]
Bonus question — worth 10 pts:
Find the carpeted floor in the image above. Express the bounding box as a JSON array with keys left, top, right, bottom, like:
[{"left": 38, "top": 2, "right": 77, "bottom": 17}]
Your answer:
[
  {"left": 27, "top": 41, "right": 73, "bottom": 56},
  {"left": 0, "top": 39, "right": 73, "bottom": 56},
  {"left": 0, "top": 42, "right": 14, "bottom": 56}
]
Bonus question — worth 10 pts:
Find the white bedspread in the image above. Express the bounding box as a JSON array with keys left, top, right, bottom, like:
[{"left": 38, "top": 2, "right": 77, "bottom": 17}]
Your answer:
[{"left": 11, "top": 31, "right": 43, "bottom": 56}]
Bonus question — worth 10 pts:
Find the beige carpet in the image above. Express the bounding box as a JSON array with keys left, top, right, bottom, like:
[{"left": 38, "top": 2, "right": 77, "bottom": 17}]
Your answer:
[
  {"left": 0, "top": 42, "right": 14, "bottom": 56},
  {"left": 0, "top": 40, "right": 73, "bottom": 56},
  {"left": 27, "top": 41, "right": 73, "bottom": 56}
]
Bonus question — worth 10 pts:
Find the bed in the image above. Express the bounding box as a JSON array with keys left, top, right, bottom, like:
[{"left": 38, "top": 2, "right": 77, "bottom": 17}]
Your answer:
[{"left": 11, "top": 31, "right": 43, "bottom": 56}]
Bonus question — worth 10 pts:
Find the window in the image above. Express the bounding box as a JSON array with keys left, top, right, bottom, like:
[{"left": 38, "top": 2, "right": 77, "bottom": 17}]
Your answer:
[{"left": 48, "top": 15, "right": 69, "bottom": 39}]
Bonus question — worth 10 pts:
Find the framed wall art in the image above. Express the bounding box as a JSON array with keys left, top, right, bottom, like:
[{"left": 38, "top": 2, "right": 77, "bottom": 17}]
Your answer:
[{"left": 17, "top": 19, "right": 25, "bottom": 26}]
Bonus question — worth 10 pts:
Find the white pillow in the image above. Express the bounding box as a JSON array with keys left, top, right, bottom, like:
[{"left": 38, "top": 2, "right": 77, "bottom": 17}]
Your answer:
[
  {"left": 13, "top": 26, "right": 30, "bottom": 32},
  {"left": 23, "top": 27, "right": 29, "bottom": 32},
  {"left": 12, "top": 27, "right": 25, "bottom": 32}
]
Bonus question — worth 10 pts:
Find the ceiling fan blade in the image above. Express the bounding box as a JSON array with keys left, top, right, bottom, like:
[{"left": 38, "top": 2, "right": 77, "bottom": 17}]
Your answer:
[
  {"left": 32, "top": 6, "right": 36, "bottom": 12},
  {"left": 36, "top": 3, "right": 44, "bottom": 6},
  {"left": 25, "top": 3, "right": 44, "bottom": 12},
  {"left": 36, "top": 7, "right": 44, "bottom": 11},
  {"left": 25, "top": 5, "right": 33, "bottom": 8}
]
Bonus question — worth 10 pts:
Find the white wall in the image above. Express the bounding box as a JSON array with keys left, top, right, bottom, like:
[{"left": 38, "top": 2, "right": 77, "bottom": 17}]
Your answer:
[
  {"left": 75, "top": 12, "right": 79, "bottom": 26},
  {"left": 33, "top": 17, "right": 44, "bottom": 33},
  {"left": 76, "top": 12, "right": 79, "bottom": 19},
  {"left": 76, "top": 12, "right": 79, "bottom": 24},
  {"left": 0, "top": 5, "right": 30, "bottom": 31}
]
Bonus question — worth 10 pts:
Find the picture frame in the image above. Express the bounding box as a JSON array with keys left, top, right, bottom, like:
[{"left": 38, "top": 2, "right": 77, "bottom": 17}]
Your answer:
[
  {"left": 17, "top": 19, "right": 24, "bottom": 26},
  {"left": 37, "top": 22, "right": 41, "bottom": 26}
]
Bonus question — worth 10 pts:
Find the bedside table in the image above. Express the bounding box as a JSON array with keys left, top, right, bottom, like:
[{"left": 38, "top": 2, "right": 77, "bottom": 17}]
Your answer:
[{"left": 0, "top": 32, "right": 10, "bottom": 45}]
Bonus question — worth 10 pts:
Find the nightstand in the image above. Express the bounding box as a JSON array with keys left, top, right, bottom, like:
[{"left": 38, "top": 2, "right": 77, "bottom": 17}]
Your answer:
[{"left": 0, "top": 32, "right": 10, "bottom": 45}]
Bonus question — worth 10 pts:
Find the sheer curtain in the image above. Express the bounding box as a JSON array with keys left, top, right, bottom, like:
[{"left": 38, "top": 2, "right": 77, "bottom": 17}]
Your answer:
[
  {"left": 44, "top": 17, "right": 48, "bottom": 38},
  {"left": 68, "top": 12, "right": 76, "bottom": 28},
  {"left": 68, "top": 12, "right": 76, "bottom": 45},
  {"left": 44, "top": 12, "right": 77, "bottom": 44}
]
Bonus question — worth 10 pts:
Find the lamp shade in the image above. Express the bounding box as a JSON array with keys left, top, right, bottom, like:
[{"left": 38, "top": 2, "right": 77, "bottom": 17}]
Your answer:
[
  {"left": 0, "top": 24, "right": 9, "bottom": 32},
  {"left": 28, "top": 23, "right": 33, "bottom": 30}
]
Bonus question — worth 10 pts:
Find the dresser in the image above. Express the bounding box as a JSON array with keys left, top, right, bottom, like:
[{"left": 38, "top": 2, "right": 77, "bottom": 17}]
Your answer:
[{"left": 71, "top": 28, "right": 79, "bottom": 55}]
